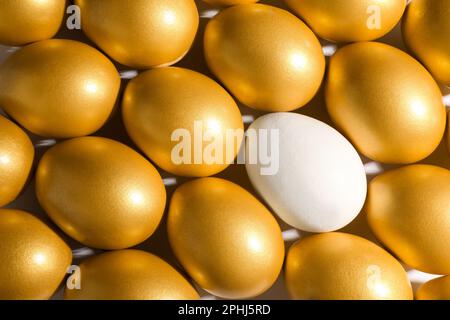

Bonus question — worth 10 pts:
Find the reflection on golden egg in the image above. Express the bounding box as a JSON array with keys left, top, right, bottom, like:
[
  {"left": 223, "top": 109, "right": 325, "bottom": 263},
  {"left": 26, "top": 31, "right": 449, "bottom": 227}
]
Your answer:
[
  {"left": 76, "top": 0, "right": 199, "bottom": 68},
  {"left": 285, "top": 0, "right": 406, "bottom": 42},
  {"left": 285, "top": 233, "right": 413, "bottom": 300},
  {"left": 0, "top": 0, "right": 65, "bottom": 46},
  {"left": 367, "top": 165, "right": 450, "bottom": 275},
  {"left": 167, "top": 177, "right": 284, "bottom": 299},
  {"left": 326, "top": 42, "right": 446, "bottom": 164},
  {"left": 36, "top": 137, "right": 166, "bottom": 250},
  {"left": 403, "top": 0, "right": 450, "bottom": 86},
  {"left": 0, "top": 209, "right": 72, "bottom": 300},
  {"left": 203, "top": 0, "right": 258, "bottom": 6},
  {"left": 204, "top": 4, "right": 325, "bottom": 111},
  {"left": 0, "top": 39, "right": 120, "bottom": 138},
  {"left": 64, "top": 250, "right": 199, "bottom": 300},
  {"left": 416, "top": 276, "right": 450, "bottom": 300},
  {"left": 0, "top": 116, "right": 34, "bottom": 206},
  {"left": 123, "top": 67, "right": 243, "bottom": 177}
]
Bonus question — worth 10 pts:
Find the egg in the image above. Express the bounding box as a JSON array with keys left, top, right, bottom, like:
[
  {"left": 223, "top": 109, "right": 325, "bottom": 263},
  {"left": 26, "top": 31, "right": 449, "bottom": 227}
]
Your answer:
[
  {"left": 284, "top": 0, "right": 406, "bottom": 43},
  {"left": 203, "top": 0, "right": 258, "bottom": 6},
  {"left": 326, "top": 42, "right": 446, "bottom": 164},
  {"left": 0, "top": 116, "right": 34, "bottom": 206},
  {"left": 367, "top": 165, "right": 450, "bottom": 275},
  {"left": 122, "top": 67, "right": 243, "bottom": 177},
  {"left": 0, "top": 209, "right": 72, "bottom": 300},
  {"left": 245, "top": 113, "right": 367, "bottom": 232},
  {"left": 36, "top": 137, "right": 166, "bottom": 250},
  {"left": 403, "top": 0, "right": 450, "bottom": 86},
  {"left": 0, "top": 39, "right": 120, "bottom": 138},
  {"left": 167, "top": 177, "right": 284, "bottom": 299},
  {"left": 75, "top": 0, "right": 198, "bottom": 69},
  {"left": 204, "top": 4, "right": 325, "bottom": 112},
  {"left": 447, "top": 112, "right": 450, "bottom": 155},
  {"left": 64, "top": 250, "right": 198, "bottom": 300},
  {"left": 285, "top": 233, "right": 413, "bottom": 300},
  {"left": 416, "top": 276, "right": 450, "bottom": 300},
  {"left": 0, "top": 0, "right": 65, "bottom": 46}
]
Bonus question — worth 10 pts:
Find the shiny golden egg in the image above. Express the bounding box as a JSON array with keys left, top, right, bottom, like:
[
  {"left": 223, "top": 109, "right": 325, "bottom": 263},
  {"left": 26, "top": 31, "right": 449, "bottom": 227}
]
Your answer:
[
  {"left": 167, "top": 177, "right": 285, "bottom": 299},
  {"left": 75, "top": 0, "right": 199, "bottom": 68},
  {"left": 122, "top": 67, "right": 243, "bottom": 177},
  {"left": 203, "top": 0, "right": 258, "bottom": 6},
  {"left": 0, "top": 0, "right": 65, "bottom": 46},
  {"left": 64, "top": 250, "right": 199, "bottom": 300},
  {"left": 326, "top": 42, "right": 446, "bottom": 164},
  {"left": 204, "top": 3, "right": 325, "bottom": 112},
  {"left": 403, "top": 0, "right": 450, "bottom": 86},
  {"left": 416, "top": 276, "right": 450, "bottom": 300},
  {"left": 367, "top": 164, "right": 450, "bottom": 275},
  {"left": 284, "top": 0, "right": 406, "bottom": 42},
  {"left": 0, "top": 116, "right": 34, "bottom": 206},
  {"left": 285, "top": 232, "right": 413, "bottom": 300},
  {"left": 447, "top": 111, "right": 450, "bottom": 155},
  {"left": 0, "top": 209, "right": 72, "bottom": 300},
  {"left": 36, "top": 136, "right": 166, "bottom": 250},
  {"left": 0, "top": 39, "right": 120, "bottom": 138}
]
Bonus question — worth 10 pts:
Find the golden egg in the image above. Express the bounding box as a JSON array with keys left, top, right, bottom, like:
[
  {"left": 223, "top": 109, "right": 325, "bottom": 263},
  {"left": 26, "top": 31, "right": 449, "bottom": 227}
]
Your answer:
[
  {"left": 367, "top": 165, "right": 450, "bottom": 275},
  {"left": 447, "top": 112, "right": 450, "bottom": 155},
  {"left": 403, "top": 0, "right": 450, "bottom": 86},
  {"left": 204, "top": 3, "right": 325, "bottom": 112},
  {"left": 64, "top": 250, "right": 199, "bottom": 300},
  {"left": 284, "top": 0, "right": 406, "bottom": 43},
  {"left": 167, "top": 177, "right": 284, "bottom": 299},
  {"left": 75, "top": 0, "right": 198, "bottom": 68},
  {"left": 0, "top": 39, "right": 120, "bottom": 138},
  {"left": 0, "top": 0, "right": 65, "bottom": 46},
  {"left": 36, "top": 137, "right": 166, "bottom": 250},
  {"left": 203, "top": 0, "right": 258, "bottom": 6},
  {"left": 326, "top": 42, "right": 446, "bottom": 164},
  {"left": 123, "top": 67, "right": 243, "bottom": 177},
  {"left": 416, "top": 276, "right": 450, "bottom": 300},
  {"left": 285, "top": 233, "right": 413, "bottom": 300},
  {"left": 0, "top": 209, "right": 72, "bottom": 300},
  {"left": 0, "top": 116, "right": 34, "bottom": 206}
]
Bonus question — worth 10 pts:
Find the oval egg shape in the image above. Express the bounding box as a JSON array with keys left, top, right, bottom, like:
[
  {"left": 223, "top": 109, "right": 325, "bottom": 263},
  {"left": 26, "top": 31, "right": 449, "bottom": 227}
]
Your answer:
[
  {"left": 416, "top": 276, "right": 450, "bottom": 300},
  {"left": 285, "top": 232, "right": 413, "bottom": 300},
  {"left": 367, "top": 164, "right": 450, "bottom": 275},
  {"left": 167, "top": 177, "right": 284, "bottom": 299},
  {"left": 204, "top": 3, "right": 325, "bottom": 112},
  {"left": 36, "top": 137, "right": 167, "bottom": 250}
]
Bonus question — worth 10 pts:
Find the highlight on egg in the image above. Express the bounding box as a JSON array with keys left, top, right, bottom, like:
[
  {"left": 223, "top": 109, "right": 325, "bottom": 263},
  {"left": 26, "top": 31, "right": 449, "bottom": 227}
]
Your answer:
[
  {"left": 416, "top": 276, "right": 450, "bottom": 300},
  {"left": 36, "top": 136, "right": 167, "bottom": 250}
]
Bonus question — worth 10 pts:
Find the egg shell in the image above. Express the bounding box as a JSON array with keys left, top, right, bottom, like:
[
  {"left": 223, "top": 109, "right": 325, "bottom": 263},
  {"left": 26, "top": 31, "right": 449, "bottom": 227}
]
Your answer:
[
  {"left": 203, "top": 0, "right": 258, "bottom": 6},
  {"left": 416, "top": 276, "right": 450, "bottom": 300}
]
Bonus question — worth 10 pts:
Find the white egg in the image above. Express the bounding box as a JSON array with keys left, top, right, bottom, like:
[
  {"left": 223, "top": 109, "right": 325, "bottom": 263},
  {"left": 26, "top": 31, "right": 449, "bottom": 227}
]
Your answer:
[{"left": 245, "top": 112, "right": 367, "bottom": 232}]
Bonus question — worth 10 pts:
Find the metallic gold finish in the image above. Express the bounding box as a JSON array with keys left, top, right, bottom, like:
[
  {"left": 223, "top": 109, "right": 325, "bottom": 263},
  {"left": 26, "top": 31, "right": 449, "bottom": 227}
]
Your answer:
[
  {"left": 0, "top": 39, "right": 120, "bottom": 138},
  {"left": 367, "top": 165, "right": 450, "bottom": 275},
  {"left": 168, "top": 177, "right": 284, "bottom": 299},
  {"left": 0, "top": 209, "right": 72, "bottom": 300},
  {"left": 36, "top": 137, "right": 166, "bottom": 250},
  {"left": 76, "top": 0, "right": 199, "bottom": 69},
  {"left": 0, "top": 0, "right": 65, "bottom": 46},
  {"left": 326, "top": 42, "right": 446, "bottom": 164},
  {"left": 64, "top": 250, "right": 199, "bottom": 300},
  {"left": 416, "top": 276, "right": 450, "bottom": 300},
  {"left": 203, "top": 0, "right": 258, "bottom": 6},
  {"left": 403, "top": 0, "right": 450, "bottom": 85},
  {"left": 285, "top": 0, "right": 406, "bottom": 43},
  {"left": 204, "top": 4, "right": 325, "bottom": 112},
  {"left": 0, "top": 116, "right": 34, "bottom": 206},
  {"left": 123, "top": 67, "right": 243, "bottom": 177},
  {"left": 447, "top": 112, "right": 450, "bottom": 155},
  {"left": 286, "top": 233, "right": 413, "bottom": 300}
]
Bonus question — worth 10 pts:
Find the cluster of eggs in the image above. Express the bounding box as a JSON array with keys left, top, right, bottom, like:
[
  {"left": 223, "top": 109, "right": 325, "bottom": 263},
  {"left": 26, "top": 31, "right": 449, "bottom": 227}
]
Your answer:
[{"left": 0, "top": 0, "right": 449, "bottom": 300}]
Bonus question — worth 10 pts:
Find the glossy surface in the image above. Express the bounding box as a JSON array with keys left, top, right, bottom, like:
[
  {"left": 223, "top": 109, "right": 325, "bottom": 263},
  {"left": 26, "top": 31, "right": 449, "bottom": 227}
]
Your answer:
[
  {"left": 0, "top": 209, "right": 72, "bottom": 300},
  {"left": 326, "top": 42, "right": 446, "bottom": 164},
  {"left": 204, "top": 4, "right": 325, "bottom": 111},
  {"left": 36, "top": 137, "right": 166, "bottom": 250},
  {"left": 167, "top": 178, "right": 284, "bottom": 299},
  {"left": 447, "top": 112, "right": 450, "bottom": 155},
  {"left": 0, "top": 116, "right": 34, "bottom": 206},
  {"left": 403, "top": 0, "right": 450, "bottom": 85},
  {"left": 367, "top": 165, "right": 450, "bottom": 275},
  {"left": 203, "top": 0, "right": 258, "bottom": 6},
  {"left": 416, "top": 276, "right": 450, "bottom": 300},
  {"left": 286, "top": 233, "right": 413, "bottom": 300},
  {"left": 65, "top": 250, "right": 199, "bottom": 300},
  {"left": 123, "top": 67, "right": 243, "bottom": 177},
  {"left": 0, "top": 39, "right": 120, "bottom": 138},
  {"left": 76, "top": 0, "right": 199, "bottom": 68}
]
